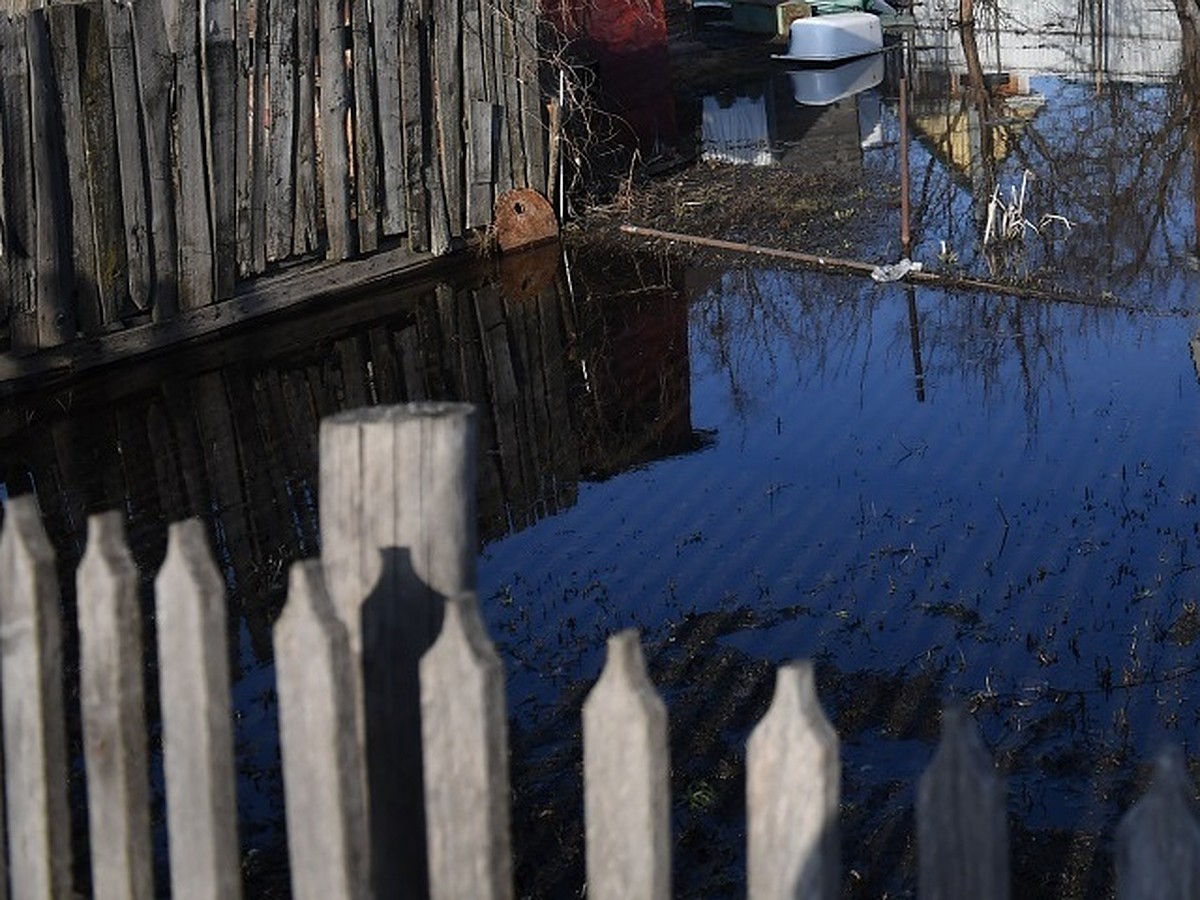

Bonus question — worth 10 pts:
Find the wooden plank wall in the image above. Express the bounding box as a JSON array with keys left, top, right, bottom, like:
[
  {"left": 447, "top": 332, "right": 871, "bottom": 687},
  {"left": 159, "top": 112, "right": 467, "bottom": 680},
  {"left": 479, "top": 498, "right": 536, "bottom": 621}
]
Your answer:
[{"left": 0, "top": 0, "right": 546, "bottom": 355}]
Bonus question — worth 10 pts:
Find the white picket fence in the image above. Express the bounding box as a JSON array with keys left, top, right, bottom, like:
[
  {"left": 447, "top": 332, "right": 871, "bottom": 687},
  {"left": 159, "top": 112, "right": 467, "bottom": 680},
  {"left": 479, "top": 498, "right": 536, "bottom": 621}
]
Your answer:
[{"left": 1, "top": 403, "right": 1199, "bottom": 899}]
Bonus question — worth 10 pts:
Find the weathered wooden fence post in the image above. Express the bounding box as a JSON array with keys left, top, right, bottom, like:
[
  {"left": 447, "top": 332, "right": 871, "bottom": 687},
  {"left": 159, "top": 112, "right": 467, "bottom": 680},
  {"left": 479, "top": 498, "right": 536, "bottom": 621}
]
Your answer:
[
  {"left": 0, "top": 494, "right": 72, "bottom": 897},
  {"left": 78, "top": 511, "right": 154, "bottom": 900},
  {"left": 320, "top": 402, "right": 478, "bottom": 899},
  {"left": 917, "top": 705, "right": 1009, "bottom": 900},
  {"left": 1116, "top": 744, "right": 1200, "bottom": 899},
  {"left": 275, "top": 560, "right": 370, "bottom": 900},
  {"left": 155, "top": 519, "right": 242, "bottom": 900},
  {"left": 746, "top": 660, "right": 839, "bottom": 900},
  {"left": 420, "top": 592, "right": 513, "bottom": 900},
  {"left": 582, "top": 629, "right": 671, "bottom": 900}
]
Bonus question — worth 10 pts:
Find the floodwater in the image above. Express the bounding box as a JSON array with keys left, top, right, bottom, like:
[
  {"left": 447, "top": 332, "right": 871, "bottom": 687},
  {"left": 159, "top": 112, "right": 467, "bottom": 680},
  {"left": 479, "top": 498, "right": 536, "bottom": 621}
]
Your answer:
[{"left": 3, "top": 2, "right": 1200, "bottom": 897}]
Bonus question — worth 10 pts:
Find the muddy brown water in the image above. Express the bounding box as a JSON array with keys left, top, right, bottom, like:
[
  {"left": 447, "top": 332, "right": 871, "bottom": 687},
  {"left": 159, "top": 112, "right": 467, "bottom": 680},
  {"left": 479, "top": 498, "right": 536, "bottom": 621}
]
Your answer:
[{"left": 4, "top": 6, "right": 1200, "bottom": 897}]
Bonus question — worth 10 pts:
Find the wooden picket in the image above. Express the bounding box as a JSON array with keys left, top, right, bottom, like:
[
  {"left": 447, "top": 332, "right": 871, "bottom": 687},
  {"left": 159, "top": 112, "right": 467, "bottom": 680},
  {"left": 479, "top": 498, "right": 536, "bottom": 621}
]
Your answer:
[
  {"left": 4, "top": 405, "right": 1200, "bottom": 898},
  {"left": 583, "top": 629, "right": 671, "bottom": 900},
  {"left": 0, "top": 0, "right": 547, "bottom": 354}
]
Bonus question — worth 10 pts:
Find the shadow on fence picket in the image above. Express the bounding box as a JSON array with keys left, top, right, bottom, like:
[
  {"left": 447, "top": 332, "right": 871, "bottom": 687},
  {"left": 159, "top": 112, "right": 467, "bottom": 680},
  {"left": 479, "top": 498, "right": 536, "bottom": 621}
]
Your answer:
[{"left": 1, "top": 403, "right": 1199, "bottom": 898}]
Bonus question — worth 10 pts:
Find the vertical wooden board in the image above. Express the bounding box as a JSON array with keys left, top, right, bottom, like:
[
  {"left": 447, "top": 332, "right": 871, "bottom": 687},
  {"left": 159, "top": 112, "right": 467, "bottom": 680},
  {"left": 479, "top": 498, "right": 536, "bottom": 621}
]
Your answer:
[
  {"left": 78, "top": 512, "right": 155, "bottom": 900},
  {"left": 371, "top": 0, "right": 406, "bottom": 234},
  {"left": 496, "top": 0, "right": 522, "bottom": 192},
  {"left": 399, "top": 1, "right": 429, "bottom": 251},
  {"left": 49, "top": 5, "right": 102, "bottom": 335},
  {"left": 348, "top": 0, "right": 379, "bottom": 253},
  {"left": 1116, "top": 745, "right": 1200, "bottom": 899},
  {"left": 173, "top": 0, "right": 216, "bottom": 310},
  {"left": 0, "top": 495, "right": 73, "bottom": 898},
  {"left": 319, "top": 403, "right": 479, "bottom": 900},
  {"left": 155, "top": 520, "right": 242, "bottom": 900},
  {"left": 131, "top": 0, "right": 180, "bottom": 319},
  {"left": 461, "top": 0, "right": 493, "bottom": 226},
  {"left": 292, "top": 0, "right": 319, "bottom": 254},
  {"left": 233, "top": 0, "right": 253, "bottom": 275},
  {"left": 430, "top": 3, "right": 463, "bottom": 236},
  {"left": 513, "top": 0, "right": 545, "bottom": 191},
  {"left": 318, "top": 0, "right": 353, "bottom": 259},
  {"left": 266, "top": 0, "right": 297, "bottom": 262},
  {"left": 103, "top": 1, "right": 154, "bottom": 310},
  {"left": 205, "top": 0, "right": 238, "bottom": 298},
  {"left": 582, "top": 630, "right": 670, "bottom": 900},
  {"left": 249, "top": 0, "right": 269, "bottom": 273},
  {"left": 421, "top": 593, "right": 513, "bottom": 900},
  {"left": 746, "top": 661, "right": 839, "bottom": 900},
  {"left": 466, "top": 100, "right": 497, "bottom": 229},
  {"left": 0, "top": 15, "right": 38, "bottom": 353},
  {"left": 275, "top": 560, "right": 370, "bottom": 900},
  {"left": 79, "top": 1, "right": 130, "bottom": 325},
  {"left": 916, "top": 706, "right": 1009, "bottom": 900}
]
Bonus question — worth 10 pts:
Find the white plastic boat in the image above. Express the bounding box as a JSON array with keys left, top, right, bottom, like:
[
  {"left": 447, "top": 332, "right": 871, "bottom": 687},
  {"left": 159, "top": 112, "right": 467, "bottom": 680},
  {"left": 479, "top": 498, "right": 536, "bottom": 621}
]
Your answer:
[
  {"left": 788, "top": 53, "right": 884, "bottom": 105},
  {"left": 772, "top": 11, "right": 883, "bottom": 63}
]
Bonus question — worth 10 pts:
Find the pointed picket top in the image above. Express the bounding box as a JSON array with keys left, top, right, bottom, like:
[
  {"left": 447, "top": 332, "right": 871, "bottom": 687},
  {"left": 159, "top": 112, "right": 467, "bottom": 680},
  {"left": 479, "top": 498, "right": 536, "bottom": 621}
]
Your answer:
[
  {"left": 1116, "top": 745, "right": 1200, "bottom": 900},
  {"left": 582, "top": 629, "right": 671, "bottom": 900},
  {"left": 155, "top": 519, "right": 242, "bottom": 900},
  {"left": 747, "top": 660, "right": 839, "bottom": 900},
  {"left": 275, "top": 560, "right": 370, "bottom": 900},
  {"left": 917, "top": 705, "right": 1009, "bottom": 900},
  {"left": 0, "top": 493, "right": 72, "bottom": 899},
  {"left": 420, "top": 592, "right": 513, "bottom": 900},
  {"left": 78, "top": 511, "right": 154, "bottom": 900}
]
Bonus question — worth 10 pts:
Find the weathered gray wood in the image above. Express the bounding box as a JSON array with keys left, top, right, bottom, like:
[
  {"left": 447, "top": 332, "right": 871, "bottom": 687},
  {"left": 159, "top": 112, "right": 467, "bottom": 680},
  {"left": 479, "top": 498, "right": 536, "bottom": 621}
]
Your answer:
[
  {"left": 513, "top": 0, "right": 545, "bottom": 191},
  {"left": 320, "top": 401, "right": 478, "bottom": 900},
  {"left": 292, "top": 0, "right": 319, "bottom": 254},
  {"left": 466, "top": 102, "right": 497, "bottom": 229},
  {"left": 746, "top": 660, "right": 839, "bottom": 900},
  {"left": 420, "top": 592, "right": 513, "bottom": 900},
  {"left": 348, "top": 0, "right": 379, "bottom": 253},
  {"left": 28, "top": 9, "right": 77, "bottom": 346},
  {"left": 132, "top": 0, "right": 181, "bottom": 318},
  {"left": 400, "top": 0, "right": 429, "bottom": 251},
  {"left": 233, "top": 0, "right": 253, "bottom": 275},
  {"left": 78, "top": 511, "right": 154, "bottom": 900},
  {"left": 431, "top": 4, "right": 463, "bottom": 236},
  {"left": 205, "top": 0, "right": 238, "bottom": 297},
  {"left": 462, "top": 0, "right": 494, "bottom": 228},
  {"left": 917, "top": 705, "right": 1009, "bottom": 900},
  {"left": 583, "top": 629, "right": 670, "bottom": 900},
  {"left": 497, "top": 4, "right": 523, "bottom": 192},
  {"left": 372, "top": 0, "right": 406, "bottom": 234},
  {"left": 171, "top": 0, "right": 216, "bottom": 309},
  {"left": 76, "top": 8, "right": 129, "bottom": 321},
  {"left": 155, "top": 519, "right": 242, "bottom": 900},
  {"left": 0, "top": 14, "right": 38, "bottom": 352},
  {"left": 318, "top": 0, "right": 353, "bottom": 260},
  {"left": 249, "top": 0, "right": 269, "bottom": 273},
  {"left": 104, "top": 0, "right": 153, "bottom": 310},
  {"left": 0, "top": 494, "right": 73, "bottom": 898},
  {"left": 266, "top": 0, "right": 297, "bottom": 262},
  {"left": 1117, "top": 745, "right": 1200, "bottom": 900},
  {"left": 49, "top": 5, "right": 102, "bottom": 335},
  {"left": 275, "top": 559, "right": 370, "bottom": 900}
]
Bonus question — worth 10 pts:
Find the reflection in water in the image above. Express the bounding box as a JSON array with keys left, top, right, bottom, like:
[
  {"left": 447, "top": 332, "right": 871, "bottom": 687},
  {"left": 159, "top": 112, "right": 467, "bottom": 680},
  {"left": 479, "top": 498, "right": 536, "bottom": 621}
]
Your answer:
[{"left": 0, "top": 248, "right": 700, "bottom": 894}]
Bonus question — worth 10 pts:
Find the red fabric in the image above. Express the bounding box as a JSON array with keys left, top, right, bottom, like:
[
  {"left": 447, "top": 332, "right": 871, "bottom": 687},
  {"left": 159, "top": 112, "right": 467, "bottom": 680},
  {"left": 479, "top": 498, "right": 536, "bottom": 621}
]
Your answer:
[{"left": 542, "top": 0, "right": 668, "bottom": 53}]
